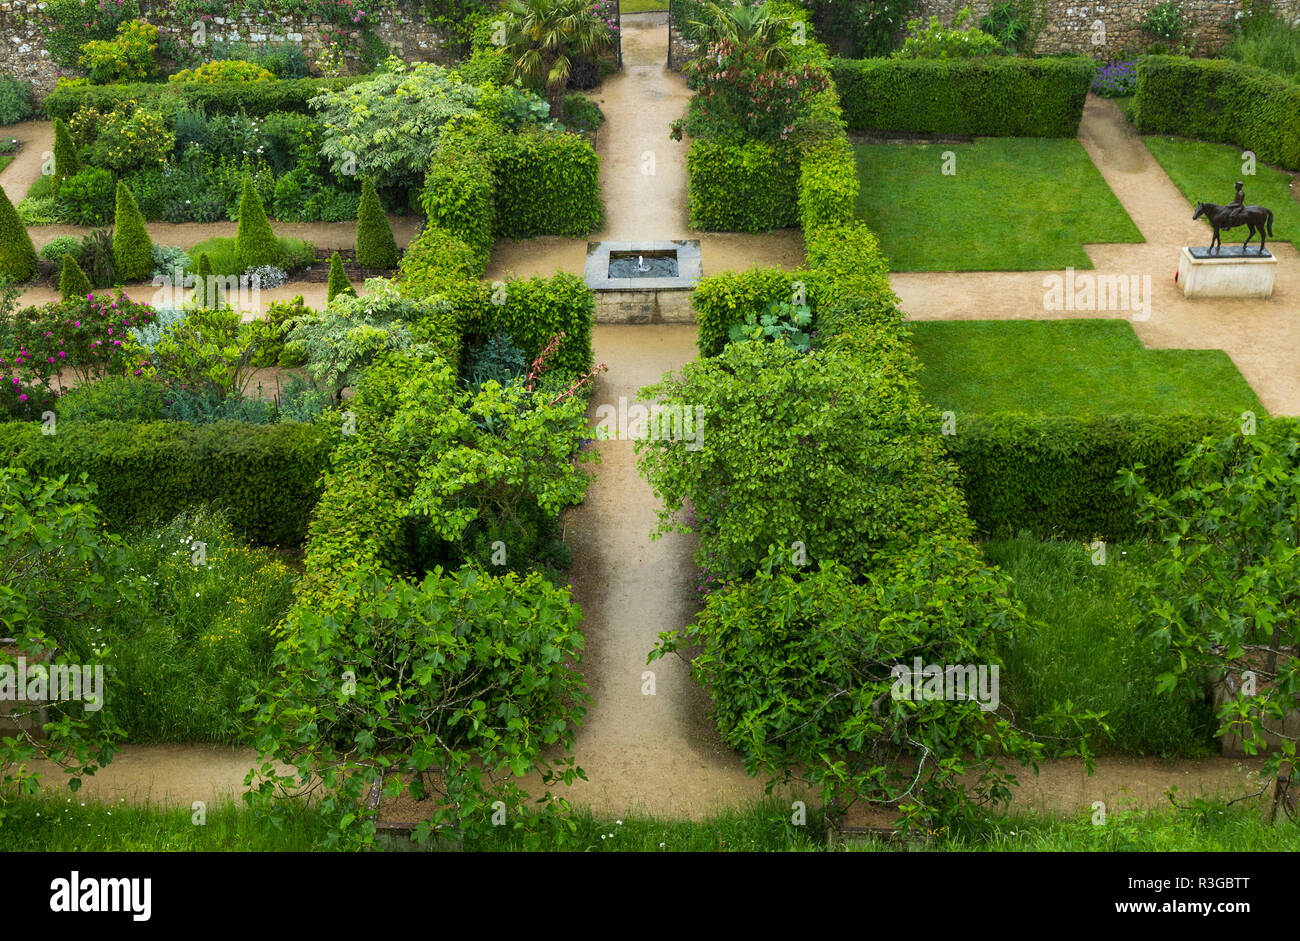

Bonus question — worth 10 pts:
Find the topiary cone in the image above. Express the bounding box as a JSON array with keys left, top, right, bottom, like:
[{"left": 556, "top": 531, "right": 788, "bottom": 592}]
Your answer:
[
  {"left": 51, "top": 117, "right": 81, "bottom": 197},
  {"left": 112, "top": 181, "right": 153, "bottom": 282},
  {"left": 326, "top": 251, "right": 356, "bottom": 302},
  {"left": 59, "top": 253, "right": 92, "bottom": 300},
  {"left": 0, "top": 185, "right": 37, "bottom": 282},
  {"left": 234, "top": 176, "right": 282, "bottom": 269},
  {"left": 355, "top": 177, "right": 399, "bottom": 269}
]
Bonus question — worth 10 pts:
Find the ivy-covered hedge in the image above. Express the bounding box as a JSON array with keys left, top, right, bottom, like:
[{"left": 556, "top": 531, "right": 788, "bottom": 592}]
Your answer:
[
  {"left": 43, "top": 76, "right": 359, "bottom": 120},
  {"left": 1133, "top": 55, "right": 1300, "bottom": 171},
  {"left": 943, "top": 413, "right": 1300, "bottom": 539},
  {"left": 686, "top": 139, "right": 801, "bottom": 232},
  {"left": 798, "top": 138, "right": 859, "bottom": 232},
  {"left": 422, "top": 135, "right": 497, "bottom": 264},
  {"left": 829, "top": 56, "right": 1094, "bottom": 137},
  {"left": 0, "top": 419, "right": 336, "bottom": 546},
  {"left": 493, "top": 130, "right": 603, "bottom": 238}
]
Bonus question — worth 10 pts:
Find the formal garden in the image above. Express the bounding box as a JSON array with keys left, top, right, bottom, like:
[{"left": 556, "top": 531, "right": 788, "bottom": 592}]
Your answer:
[{"left": 0, "top": 0, "right": 1298, "bottom": 855}]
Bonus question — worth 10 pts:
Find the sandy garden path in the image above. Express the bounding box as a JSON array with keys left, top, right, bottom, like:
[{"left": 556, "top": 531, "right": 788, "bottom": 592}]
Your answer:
[{"left": 889, "top": 95, "right": 1300, "bottom": 415}]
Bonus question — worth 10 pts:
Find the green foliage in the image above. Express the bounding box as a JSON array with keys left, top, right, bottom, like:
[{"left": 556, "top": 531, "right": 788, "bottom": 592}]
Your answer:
[
  {"left": 830, "top": 56, "right": 1095, "bottom": 136},
  {"left": 979, "top": 0, "right": 1045, "bottom": 54},
  {"left": 0, "top": 76, "right": 34, "bottom": 125},
  {"left": 463, "top": 330, "right": 530, "bottom": 388},
  {"left": 56, "top": 167, "right": 116, "bottom": 226},
  {"left": 797, "top": 138, "right": 859, "bottom": 231},
  {"left": 396, "top": 225, "right": 488, "bottom": 315},
  {"left": 59, "top": 254, "right": 93, "bottom": 301},
  {"left": 686, "top": 138, "right": 800, "bottom": 232},
  {"left": 51, "top": 118, "right": 82, "bottom": 198},
  {"left": 194, "top": 252, "right": 218, "bottom": 307},
  {"left": 38, "top": 235, "right": 83, "bottom": 267},
  {"left": 43, "top": 76, "right": 358, "bottom": 122},
  {"left": 234, "top": 177, "right": 283, "bottom": 269},
  {"left": 479, "top": 273, "right": 595, "bottom": 377},
  {"left": 78, "top": 18, "right": 158, "bottom": 84},
  {"left": 1224, "top": 9, "right": 1300, "bottom": 83},
  {"left": 1133, "top": 55, "right": 1300, "bottom": 170},
  {"left": 0, "top": 420, "right": 338, "bottom": 546},
  {"left": 691, "top": 267, "right": 817, "bottom": 357},
  {"left": 168, "top": 59, "right": 275, "bottom": 84},
  {"left": 77, "top": 228, "right": 116, "bottom": 288},
  {"left": 44, "top": 0, "right": 142, "bottom": 72},
  {"left": 492, "top": 129, "right": 603, "bottom": 238},
  {"left": 327, "top": 251, "right": 355, "bottom": 302},
  {"left": 726, "top": 298, "right": 814, "bottom": 351},
  {"left": 0, "top": 469, "right": 133, "bottom": 819},
  {"left": 502, "top": 0, "right": 614, "bottom": 113},
  {"left": 54, "top": 375, "right": 165, "bottom": 422},
  {"left": 0, "top": 185, "right": 37, "bottom": 282},
  {"left": 561, "top": 92, "right": 604, "bottom": 132},
  {"left": 150, "top": 307, "right": 277, "bottom": 399},
  {"left": 942, "top": 414, "right": 1300, "bottom": 539},
  {"left": 1119, "top": 432, "right": 1300, "bottom": 774},
  {"left": 985, "top": 536, "right": 1215, "bottom": 757},
  {"left": 111, "top": 181, "right": 152, "bottom": 282},
  {"left": 248, "top": 565, "right": 589, "bottom": 848},
  {"left": 1141, "top": 0, "right": 1188, "bottom": 42},
  {"left": 421, "top": 122, "right": 498, "bottom": 263},
  {"left": 649, "top": 541, "right": 1047, "bottom": 831},
  {"left": 310, "top": 61, "right": 479, "bottom": 198},
  {"left": 355, "top": 177, "right": 399, "bottom": 269},
  {"left": 893, "top": 5, "right": 1002, "bottom": 58}
]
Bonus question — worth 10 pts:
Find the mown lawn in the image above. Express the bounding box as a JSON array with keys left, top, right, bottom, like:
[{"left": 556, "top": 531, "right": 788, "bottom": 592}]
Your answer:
[
  {"left": 1143, "top": 135, "right": 1300, "bottom": 248},
  {"left": 854, "top": 138, "right": 1142, "bottom": 271},
  {"left": 620, "top": 0, "right": 668, "bottom": 10},
  {"left": 911, "top": 319, "right": 1264, "bottom": 417}
]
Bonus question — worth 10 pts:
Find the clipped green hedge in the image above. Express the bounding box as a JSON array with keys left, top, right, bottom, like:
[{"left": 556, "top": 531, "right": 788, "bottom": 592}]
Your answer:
[
  {"left": 687, "top": 139, "right": 801, "bottom": 232},
  {"left": 1134, "top": 55, "right": 1300, "bottom": 171},
  {"left": 829, "top": 56, "right": 1094, "bottom": 137},
  {"left": 943, "top": 413, "right": 1300, "bottom": 540},
  {"left": 0, "top": 420, "right": 336, "bottom": 546},
  {"left": 43, "top": 76, "right": 358, "bottom": 120},
  {"left": 421, "top": 138, "right": 496, "bottom": 264},
  {"left": 479, "top": 273, "right": 595, "bottom": 377},
  {"left": 692, "top": 268, "right": 820, "bottom": 357},
  {"left": 798, "top": 138, "right": 859, "bottom": 231},
  {"left": 493, "top": 130, "right": 603, "bottom": 238}
]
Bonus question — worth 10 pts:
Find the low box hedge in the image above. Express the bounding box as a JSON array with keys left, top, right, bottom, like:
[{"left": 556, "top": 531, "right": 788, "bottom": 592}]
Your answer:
[
  {"left": 0, "top": 419, "right": 336, "bottom": 546},
  {"left": 829, "top": 56, "right": 1094, "bottom": 137},
  {"left": 1134, "top": 55, "right": 1300, "bottom": 171},
  {"left": 943, "top": 413, "right": 1300, "bottom": 540},
  {"left": 43, "top": 76, "right": 359, "bottom": 120}
]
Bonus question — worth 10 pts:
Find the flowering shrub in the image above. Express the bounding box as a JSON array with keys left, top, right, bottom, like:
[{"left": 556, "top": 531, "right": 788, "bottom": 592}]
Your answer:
[
  {"left": 1091, "top": 59, "right": 1138, "bottom": 97},
  {"left": 685, "top": 37, "right": 831, "bottom": 144},
  {"left": 75, "top": 103, "right": 174, "bottom": 174},
  {"left": 78, "top": 18, "right": 158, "bottom": 84},
  {"left": 9, "top": 291, "right": 156, "bottom": 392},
  {"left": 892, "top": 6, "right": 1001, "bottom": 59},
  {"left": 316, "top": 0, "right": 372, "bottom": 27},
  {"left": 168, "top": 60, "right": 275, "bottom": 83},
  {"left": 592, "top": 0, "right": 620, "bottom": 39}
]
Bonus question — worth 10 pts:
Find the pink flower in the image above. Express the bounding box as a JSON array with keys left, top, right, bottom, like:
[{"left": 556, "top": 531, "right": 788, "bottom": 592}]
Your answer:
[{"left": 18, "top": 394, "right": 26, "bottom": 402}]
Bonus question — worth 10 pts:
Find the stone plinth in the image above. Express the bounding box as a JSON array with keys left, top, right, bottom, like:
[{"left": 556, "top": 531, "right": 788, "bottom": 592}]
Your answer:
[{"left": 1177, "top": 246, "right": 1277, "bottom": 299}]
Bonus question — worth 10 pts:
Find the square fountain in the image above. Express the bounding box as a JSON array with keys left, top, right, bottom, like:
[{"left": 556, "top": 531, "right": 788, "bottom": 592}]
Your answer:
[{"left": 584, "top": 240, "right": 702, "bottom": 323}]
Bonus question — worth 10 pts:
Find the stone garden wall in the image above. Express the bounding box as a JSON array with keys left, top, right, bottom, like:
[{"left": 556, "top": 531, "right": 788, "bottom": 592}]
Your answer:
[
  {"left": 0, "top": 0, "right": 457, "bottom": 98},
  {"left": 914, "top": 0, "right": 1300, "bottom": 56}
]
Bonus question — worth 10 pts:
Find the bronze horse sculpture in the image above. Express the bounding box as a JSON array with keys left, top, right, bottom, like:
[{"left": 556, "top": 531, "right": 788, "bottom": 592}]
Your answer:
[{"left": 1193, "top": 200, "right": 1274, "bottom": 255}]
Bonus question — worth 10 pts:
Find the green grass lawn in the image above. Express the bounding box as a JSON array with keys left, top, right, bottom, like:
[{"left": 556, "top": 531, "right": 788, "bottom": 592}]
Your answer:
[
  {"left": 1144, "top": 135, "right": 1300, "bottom": 248},
  {"left": 0, "top": 155, "right": 13, "bottom": 174},
  {"left": 620, "top": 0, "right": 669, "bottom": 10},
  {"left": 854, "top": 138, "right": 1142, "bottom": 271},
  {"left": 911, "top": 319, "right": 1265, "bottom": 417}
]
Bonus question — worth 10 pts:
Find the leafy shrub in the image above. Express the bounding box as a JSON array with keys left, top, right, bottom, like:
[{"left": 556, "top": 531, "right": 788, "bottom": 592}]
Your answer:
[
  {"left": 245, "top": 265, "right": 288, "bottom": 290},
  {"left": 44, "top": 76, "right": 359, "bottom": 122},
  {"left": 687, "top": 138, "right": 800, "bottom": 232},
  {"left": 39, "top": 235, "right": 83, "bottom": 267},
  {"left": 78, "top": 19, "right": 158, "bottom": 84},
  {"left": 492, "top": 129, "right": 603, "bottom": 238},
  {"left": 234, "top": 178, "right": 283, "bottom": 269},
  {"left": 149, "top": 244, "right": 191, "bottom": 283},
  {"left": 456, "top": 46, "right": 509, "bottom": 86},
  {"left": 355, "top": 177, "right": 399, "bottom": 269},
  {"left": 0, "top": 76, "right": 34, "bottom": 125},
  {"left": 50, "top": 118, "right": 82, "bottom": 196},
  {"left": 56, "top": 167, "right": 116, "bottom": 226},
  {"left": 77, "top": 228, "right": 116, "bottom": 288},
  {"left": 830, "top": 56, "right": 1095, "bottom": 137},
  {"left": 979, "top": 0, "right": 1044, "bottom": 54},
  {"left": 0, "top": 186, "right": 37, "bottom": 282},
  {"left": 797, "top": 138, "right": 859, "bottom": 231},
  {"left": 463, "top": 330, "right": 530, "bottom": 389},
  {"left": 85, "top": 105, "right": 174, "bottom": 174},
  {"left": 0, "top": 420, "right": 337, "bottom": 546},
  {"left": 561, "top": 92, "right": 604, "bottom": 132},
  {"left": 169, "top": 60, "right": 275, "bottom": 84},
  {"left": 893, "top": 5, "right": 1002, "bottom": 59},
  {"left": 691, "top": 267, "right": 815, "bottom": 357},
  {"left": 479, "top": 273, "right": 595, "bottom": 378},
  {"left": 1142, "top": 0, "right": 1188, "bottom": 42},
  {"left": 396, "top": 224, "right": 488, "bottom": 310},
  {"left": 727, "top": 299, "right": 815, "bottom": 351},
  {"left": 1133, "top": 55, "right": 1300, "bottom": 170},
  {"left": 12, "top": 291, "right": 156, "bottom": 388},
  {"left": 151, "top": 308, "right": 277, "bottom": 399},
  {"left": 112, "top": 182, "right": 153, "bottom": 282},
  {"left": 421, "top": 120, "right": 498, "bottom": 262},
  {"left": 55, "top": 374, "right": 166, "bottom": 422}
]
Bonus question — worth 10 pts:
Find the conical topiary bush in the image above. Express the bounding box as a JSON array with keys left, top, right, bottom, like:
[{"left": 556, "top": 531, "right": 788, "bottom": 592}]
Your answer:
[
  {"left": 59, "top": 253, "right": 92, "bottom": 300},
  {"left": 326, "top": 251, "right": 356, "bottom": 302},
  {"left": 51, "top": 117, "right": 81, "bottom": 197},
  {"left": 234, "top": 177, "right": 282, "bottom": 269},
  {"left": 0, "top": 186, "right": 37, "bottom": 282},
  {"left": 111, "top": 181, "right": 153, "bottom": 282},
  {"left": 355, "top": 177, "right": 398, "bottom": 269}
]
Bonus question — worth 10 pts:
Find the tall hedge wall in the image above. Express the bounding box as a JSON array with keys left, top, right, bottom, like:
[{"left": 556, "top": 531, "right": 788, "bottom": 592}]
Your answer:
[
  {"left": 493, "top": 131, "right": 604, "bottom": 238},
  {"left": 0, "top": 419, "right": 336, "bottom": 546},
  {"left": 43, "top": 76, "right": 359, "bottom": 120},
  {"left": 1134, "top": 55, "right": 1300, "bottom": 171},
  {"left": 686, "top": 139, "right": 802, "bottom": 233},
  {"left": 830, "top": 56, "right": 1094, "bottom": 137},
  {"left": 943, "top": 413, "right": 1300, "bottom": 540}
]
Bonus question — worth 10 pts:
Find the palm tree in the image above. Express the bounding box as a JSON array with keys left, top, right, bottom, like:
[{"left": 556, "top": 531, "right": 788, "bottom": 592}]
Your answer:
[
  {"left": 503, "top": 0, "right": 613, "bottom": 116},
  {"left": 688, "top": 0, "right": 791, "bottom": 68}
]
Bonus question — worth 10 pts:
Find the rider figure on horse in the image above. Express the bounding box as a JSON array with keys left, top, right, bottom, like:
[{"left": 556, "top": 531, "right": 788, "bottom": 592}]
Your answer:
[{"left": 1223, "top": 181, "right": 1247, "bottom": 228}]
